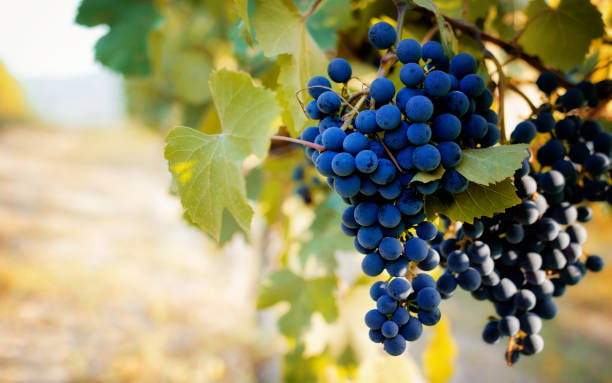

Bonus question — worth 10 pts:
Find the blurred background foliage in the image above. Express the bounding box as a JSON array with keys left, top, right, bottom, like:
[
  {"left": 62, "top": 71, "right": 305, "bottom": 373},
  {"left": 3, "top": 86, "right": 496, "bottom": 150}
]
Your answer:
[{"left": 0, "top": 0, "right": 609, "bottom": 382}]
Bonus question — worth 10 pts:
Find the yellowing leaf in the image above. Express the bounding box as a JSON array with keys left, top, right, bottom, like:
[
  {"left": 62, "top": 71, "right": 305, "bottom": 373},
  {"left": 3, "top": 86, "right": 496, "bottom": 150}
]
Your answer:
[
  {"left": 425, "top": 179, "right": 520, "bottom": 223},
  {"left": 454, "top": 144, "right": 529, "bottom": 185},
  {"left": 422, "top": 317, "right": 457, "bottom": 383},
  {"left": 519, "top": 0, "right": 605, "bottom": 71},
  {"left": 165, "top": 69, "right": 280, "bottom": 241},
  {"left": 0, "top": 61, "right": 28, "bottom": 119},
  {"left": 252, "top": 0, "right": 327, "bottom": 136}
]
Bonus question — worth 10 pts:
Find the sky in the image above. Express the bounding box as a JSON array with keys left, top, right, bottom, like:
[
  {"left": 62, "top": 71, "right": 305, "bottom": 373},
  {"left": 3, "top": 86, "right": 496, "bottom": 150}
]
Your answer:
[{"left": 0, "top": 0, "right": 107, "bottom": 78}]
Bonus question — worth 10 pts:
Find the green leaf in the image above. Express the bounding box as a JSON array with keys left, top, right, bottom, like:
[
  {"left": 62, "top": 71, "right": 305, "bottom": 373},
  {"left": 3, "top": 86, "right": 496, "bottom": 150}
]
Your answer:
[
  {"left": 299, "top": 193, "right": 353, "bottom": 274},
  {"left": 171, "top": 51, "right": 213, "bottom": 105},
  {"left": 252, "top": 0, "right": 327, "bottom": 136},
  {"left": 434, "top": 0, "right": 494, "bottom": 21},
  {"left": 307, "top": 0, "right": 356, "bottom": 51},
  {"left": 234, "top": 0, "right": 254, "bottom": 45},
  {"left": 411, "top": 166, "right": 445, "bottom": 184},
  {"left": 79, "top": 2, "right": 161, "bottom": 76},
  {"left": 257, "top": 270, "right": 338, "bottom": 338},
  {"left": 422, "top": 317, "right": 457, "bottom": 383},
  {"left": 454, "top": 144, "right": 529, "bottom": 185},
  {"left": 424, "top": 179, "right": 520, "bottom": 223},
  {"left": 518, "top": 0, "right": 605, "bottom": 71},
  {"left": 165, "top": 69, "right": 281, "bottom": 241}
]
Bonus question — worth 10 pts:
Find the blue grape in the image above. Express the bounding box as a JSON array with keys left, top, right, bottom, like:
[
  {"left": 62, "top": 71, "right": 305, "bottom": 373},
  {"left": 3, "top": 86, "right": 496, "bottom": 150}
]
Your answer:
[
  {"left": 396, "top": 87, "right": 423, "bottom": 111},
  {"left": 415, "top": 180, "right": 439, "bottom": 195},
  {"left": 464, "top": 114, "right": 488, "bottom": 139},
  {"left": 442, "top": 169, "right": 469, "bottom": 193},
  {"left": 322, "top": 127, "right": 346, "bottom": 151},
  {"left": 396, "top": 147, "right": 414, "bottom": 170},
  {"left": 355, "top": 110, "right": 377, "bottom": 133},
  {"left": 416, "top": 221, "right": 437, "bottom": 241},
  {"left": 334, "top": 174, "right": 360, "bottom": 197},
  {"left": 315, "top": 150, "right": 337, "bottom": 176},
  {"left": 419, "top": 248, "right": 440, "bottom": 271},
  {"left": 498, "top": 315, "right": 520, "bottom": 336},
  {"left": 370, "top": 159, "right": 397, "bottom": 185},
  {"left": 369, "top": 329, "right": 384, "bottom": 343},
  {"left": 306, "top": 100, "right": 326, "bottom": 119},
  {"left": 437, "top": 141, "right": 462, "bottom": 168},
  {"left": 377, "top": 294, "right": 398, "bottom": 315},
  {"left": 459, "top": 74, "right": 485, "bottom": 97},
  {"left": 432, "top": 113, "right": 462, "bottom": 140},
  {"left": 327, "top": 58, "right": 352, "bottom": 83},
  {"left": 422, "top": 41, "right": 444, "bottom": 63},
  {"left": 317, "top": 91, "right": 342, "bottom": 114},
  {"left": 357, "top": 225, "right": 383, "bottom": 249},
  {"left": 519, "top": 312, "right": 542, "bottom": 334},
  {"left": 444, "top": 90, "right": 470, "bottom": 116},
  {"left": 369, "top": 21, "right": 397, "bottom": 50},
  {"left": 399, "top": 316, "right": 423, "bottom": 341},
  {"left": 511, "top": 121, "right": 537, "bottom": 144},
  {"left": 341, "top": 206, "right": 359, "bottom": 229},
  {"left": 457, "top": 267, "right": 482, "bottom": 291},
  {"left": 400, "top": 63, "right": 424, "bottom": 87},
  {"left": 378, "top": 204, "right": 402, "bottom": 228},
  {"left": 450, "top": 52, "right": 477, "bottom": 78},
  {"left": 300, "top": 126, "right": 319, "bottom": 142},
  {"left": 391, "top": 307, "right": 410, "bottom": 325},
  {"left": 370, "top": 281, "right": 388, "bottom": 300},
  {"left": 418, "top": 307, "right": 441, "bottom": 326},
  {"left": 370, "top": 77, "right": 396, "bottom": 104},
  {"left": 354, "top": 201, "right": 379, "bottom": 226},
  {"left": 482, "top": 321, "right": 501, "bottom": 344},
  {"left": 343, "top": 132, "right": 368, "bottom": 154},
  {"left": 447, "top": 250, "right": 470, "bottom": 273},
  {"left": 379, "top": 237, "right": 403, "bottom": 260},
  {"left": 376, "top": 104, "right": 402, "bottom": 130},
  {"left": 397, "top": 190, "right": 423, "bottom": 215},
  {"left": 534, "top": 111, "right": 555, "bottom": 133},
  {"left": 536, "top": 72, "right": 558, "bottom": 93},
  {"left": 437, "top": 272, "right": 458, "bottom": 294},
  {"left": 307, "top": 76, "right": 331, "bottom": 99},
  {"left": 355, "top": 150, "right": 379, "bottom": 174},
  {"left": 387, "top": 277, "right": 412, "bottom": 300},
  {"left": 481, "top": 123, "right": 501, "bottom": 147},
  {"left": 417, "top": 287, "right": 441, "bottom": 310},
  {"left": 412, "top": 144, "right": 441, "bottom": 171},
  {"left": 405, "top": 95, "right": 434, "bottom": 122},
  {"left": 381, "top": 320, "right": 399, "bottom": 338},
  {"left": 386, "top": 256, "right": 410, "bottom": 277},
  {"left": 383, "top": 335, "right": 406, "bottom": 356},
  {"left": 396, "top": 38, "right": 422, "bottom": 63},
  {"left": 406, "top": 123, "right": 432, "bottom": 145},
  {"left": 379, "top": 178, "right": 402, "bottom": 200},
  {"left": 404, "top": 237, "right": 429, "bottom": 262},
  {"left": 424, "top": 70, "right": 451, "bottom": 97},
  {"left": 383, "top": 122, "right": 409, "bottom": 150},
  {"left": 365, "top": 309, "right": 387, "bottom": 329},
  {"left": 332, "top": 152, "right": 355, "bottom": 176}
]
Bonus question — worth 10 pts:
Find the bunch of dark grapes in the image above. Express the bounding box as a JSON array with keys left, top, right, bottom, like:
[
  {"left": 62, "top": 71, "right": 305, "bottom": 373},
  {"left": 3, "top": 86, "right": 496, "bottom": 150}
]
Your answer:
[
  {"left": 437, "top": 72, "right": 609, "bottom": 365},
  {"left": 298, "top": 21, "right": 501, "bottom": 356},
  {"left": 292, "top": 163, "right": 326, "bottom": 204}
]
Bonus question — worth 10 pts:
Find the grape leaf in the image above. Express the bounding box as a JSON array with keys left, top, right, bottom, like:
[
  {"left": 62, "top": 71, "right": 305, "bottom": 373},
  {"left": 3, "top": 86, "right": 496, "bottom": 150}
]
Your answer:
[
  {"left": 307, "top": 0, "right": 356, "bottom": 51},
  {"left": 434, "top": 0, "right": 494, "bottom": 21},
  {"left": 257, "top": 270, "right": 338, "bottom": 338},
  {"left": 411, "top": 166, "right": 445, "bottom": 184},
  {"left": 252, "top": 0, "right": 327, "bottom": 137},
  {"left": 299, "top": 193, "right": 353, "bottom": 274},
  {"left": 424, "top": 179, "right": 520, "bottom": 223},
  {"left": 518, "top": 0, "right": 605, "bottom": 71},
  {"left": 422, "top": 317, "right": 457, "bottom": 383},
  {"left": 454, "top": 144, "right": 529, "bottom": 185},
  {"left": 233, "top": 0, "right": 254, "bottom": 45},
  {"left": 76, "top": 1, "right": 161, "bottom": 76},
  {"left": 165, "top": 69, "right": 281, "bottom": 241},
  {"left": 171, "top": 51, "right": 213, "bottom": 105}
]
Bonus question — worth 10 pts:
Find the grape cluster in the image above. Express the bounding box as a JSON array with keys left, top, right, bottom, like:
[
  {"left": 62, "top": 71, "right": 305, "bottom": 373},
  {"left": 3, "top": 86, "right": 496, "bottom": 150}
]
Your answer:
[
  {"left": 299, "top": 21, "right": 501, "bottom": 355},
  {"left": 292, "top": 163, "right": 326, "bottom": 204},
  {"left": 436, "top": 72, "right": 609, "bottom": 364}
]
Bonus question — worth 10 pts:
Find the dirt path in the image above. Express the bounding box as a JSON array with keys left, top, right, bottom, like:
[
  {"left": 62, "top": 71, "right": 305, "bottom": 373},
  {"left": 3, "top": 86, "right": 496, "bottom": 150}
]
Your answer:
[{"left": 0, "top": 125, "right": 271, "bottom": 382}]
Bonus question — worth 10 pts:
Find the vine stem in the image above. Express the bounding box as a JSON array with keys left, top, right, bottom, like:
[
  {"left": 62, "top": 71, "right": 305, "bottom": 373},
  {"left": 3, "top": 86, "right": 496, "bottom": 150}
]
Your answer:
[
  {"left": 413, "top": 7, "right": 574, "bottom": 88},
  {"left": 506, "top": 336, "right": 515, "bottom": 366},
  {"left": 378, "top": 136, "right": 405, "bottom": 174},
  {"left": 302, "top": 0, "right": 324, "bottom": 21},
  {"left": 507, "top": 82, "right": 538, "bottom": 115},
  {"left": 270, "top": 135, "right": 326, "bottom": 152},
  {"left": 395, "top": 2, "right": 408, "bottom": 42}
]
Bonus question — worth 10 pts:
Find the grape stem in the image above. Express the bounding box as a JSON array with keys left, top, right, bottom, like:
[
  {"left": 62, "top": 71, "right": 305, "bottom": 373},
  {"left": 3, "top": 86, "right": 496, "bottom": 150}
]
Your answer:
[
  {"left": 377, "top": 136, "right": 405, "bottom": 174},
  {"left": 507, "top": 82, "right": 538, "bottom": 115},
  {"left": 270, "top": 135, "right": 327, "bottom": 152},
  {"left": 422, "top": 25, "right": 440, "bottom": 44},
  {"left": 506, "top": 336, "right": 515, "bottom": 366},
  {"left": 395, "top": 2, "right": 408, "bottom": 42}
]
